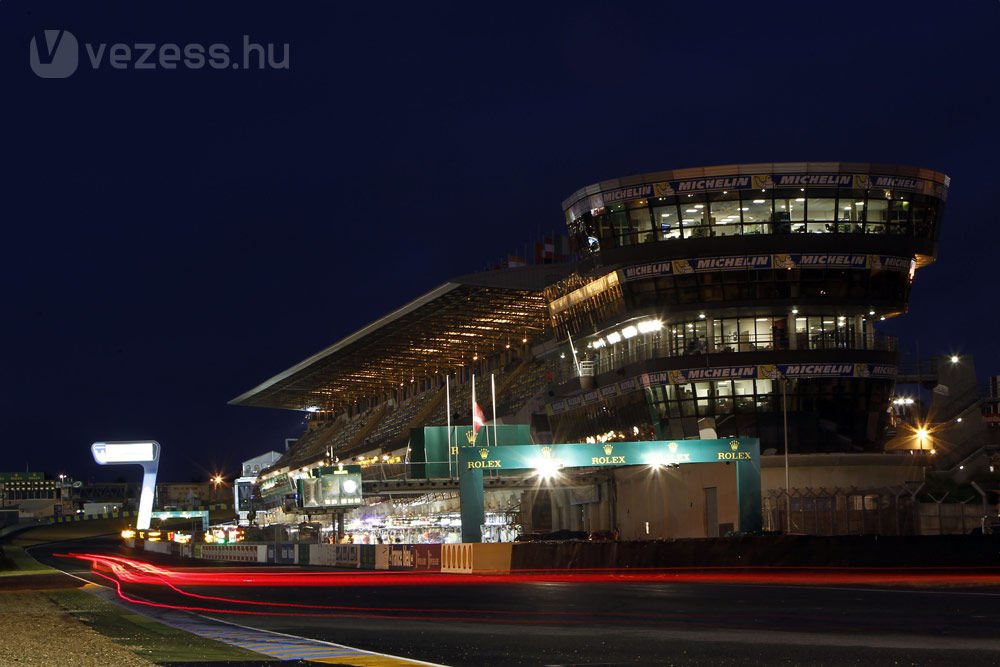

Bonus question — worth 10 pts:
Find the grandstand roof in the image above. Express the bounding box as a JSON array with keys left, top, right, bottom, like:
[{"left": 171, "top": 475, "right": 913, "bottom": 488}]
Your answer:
[{"left": 229, "top": 265, "right": 571, "bottom": 411}]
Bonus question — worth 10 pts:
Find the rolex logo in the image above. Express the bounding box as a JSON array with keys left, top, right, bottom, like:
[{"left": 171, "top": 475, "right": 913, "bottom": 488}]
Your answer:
[
  {"left": 540, "top": 446, "right": 553, "bottom": 459},
  {"left": 603, "top": 443, "right": 614, "bottom": 456},
  {"left": 465, "top": 429, "right": 478, "bottom": 445},
  {"left": 479, "top": 448, "right": 490, "bottom": 459},
  {"left": 730, "top": 440, "right": 740, "bottom": 451},
  {"left": 668, "top": 442, "right": 678, "bottom": 453}
]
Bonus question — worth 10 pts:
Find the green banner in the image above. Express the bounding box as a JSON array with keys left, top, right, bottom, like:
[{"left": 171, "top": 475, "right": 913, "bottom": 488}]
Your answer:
[
  {"left": 0, "top": 472, "right": 44, "bottom": 481},
  {"left": 457, "top": 438, "right": 761, "bottom": 543},
  {"left": 409, "top": 424, "right": 534, "bottom": 479}
]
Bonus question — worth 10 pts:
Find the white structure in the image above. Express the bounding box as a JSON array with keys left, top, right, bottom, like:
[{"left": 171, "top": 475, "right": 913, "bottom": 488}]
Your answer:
[
  {"left": 242, "top": 451, "right": 283, "bottom": 477},
  {"left": 91, "top": 441, "right": 160, "bottom": 530}
]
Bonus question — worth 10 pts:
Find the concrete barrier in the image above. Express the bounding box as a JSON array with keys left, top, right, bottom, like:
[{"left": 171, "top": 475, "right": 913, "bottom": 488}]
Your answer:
[
  {"left": 359, "top": 544, "right": 376, "bottom": 569},
  {"left": 441, "top": 543, "right": 512, "bottom": 573},
  {"left": 372, "top": 544, "right": 416, "bottom": 570},
  {"left": 335, "top": 544, "right": 361, "bottom": 568},
  {"left": 274, "top": 542, "right": 298, "bottom": 564},
  {"left": 374, "top": 544, "right": 390, "bottom": 570},
  {"left": 310, "top": 544, "right": 338, "bottom": 566},
  {"left": 414, "top": 544, "right": 442, "bottom": 571},
  {"left": 142, "top": 540, "right": 173, "bottom": 555},
  {"left": 201, "top": 544, "right": 267, "bottom": 563},
  {"left": 388, "top": 544, "right": 415, "bottom": 570}
]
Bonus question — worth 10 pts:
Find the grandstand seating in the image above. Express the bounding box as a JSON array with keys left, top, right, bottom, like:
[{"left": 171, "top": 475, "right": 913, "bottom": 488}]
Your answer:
[{"left": 269, "top": 354, "right": 559, "bottom": 473}]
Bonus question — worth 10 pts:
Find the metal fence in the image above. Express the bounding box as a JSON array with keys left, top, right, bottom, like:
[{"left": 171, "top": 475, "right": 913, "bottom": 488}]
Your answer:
[{"left": 764, "top": 487, "right": 991, "bottom": 536}]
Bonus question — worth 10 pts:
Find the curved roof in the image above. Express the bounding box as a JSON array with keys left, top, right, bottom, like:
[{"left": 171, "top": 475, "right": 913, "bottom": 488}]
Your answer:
[{"left": 229, "top": 264, "right": 571, "bottom": 411}]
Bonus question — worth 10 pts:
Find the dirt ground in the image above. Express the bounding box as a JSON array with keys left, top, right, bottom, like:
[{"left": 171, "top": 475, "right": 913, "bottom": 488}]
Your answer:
[{"left": 0, "top": 588, "right": 155, "bottom": 666}]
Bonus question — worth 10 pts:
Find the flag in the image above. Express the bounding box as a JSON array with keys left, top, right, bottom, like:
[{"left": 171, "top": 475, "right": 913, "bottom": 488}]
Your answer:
[{"left": 472, "top": 402, "right": 486, "bottom": 434}]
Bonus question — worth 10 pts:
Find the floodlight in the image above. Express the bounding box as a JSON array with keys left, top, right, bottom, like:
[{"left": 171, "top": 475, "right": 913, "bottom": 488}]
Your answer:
[{"left": 533, "top": 457, "right": 562, "bottom": 480}]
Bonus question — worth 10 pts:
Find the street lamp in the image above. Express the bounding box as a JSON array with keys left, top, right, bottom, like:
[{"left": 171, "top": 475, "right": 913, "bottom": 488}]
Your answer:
[{"left": 211, "top": 474, "right": 224, "bottom": 503}]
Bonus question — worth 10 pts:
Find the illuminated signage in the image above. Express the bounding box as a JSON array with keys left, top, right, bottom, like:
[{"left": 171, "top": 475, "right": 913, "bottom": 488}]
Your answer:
[
  {"left": 91, "top": 441, "right": 157, "bottom": 464},
  {"left": 298, "top": 472, "right": 363, "bottom": 508}
]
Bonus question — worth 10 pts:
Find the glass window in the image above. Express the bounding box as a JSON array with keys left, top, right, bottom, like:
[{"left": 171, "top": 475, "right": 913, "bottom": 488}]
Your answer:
[
  {"left": 911, "top": 195, "right": 937, "bottom": 240},
  {"left": 866, "top": 195, "right": 889, "bottom": 234},
  {"left": 715, "top": 380, "right": 733, "bottom": 414},
  {"left": 810, "top": 316, "right": 838, "bottom": 349},
  {"left": 835, "top": 190, "right": 865, "bottom": 233},
  {"left": 708, "top": 191, "right": 741, "bottom": 237},
  {"left": 742, "top": 194, "right": 772, "bottom": 234},
  {"left": 718, "top": 319, "right": 738, "bottom": 352},
  {"left": 773, "top": 188, "right": 805, "bottom": 233},
  {"left": 887, "top": 198, "right": 911, "bottom": 235},
  {"left": 734, "top": 379, "right": 754, "bottom": 413},
  {"left": 652, "top": 203, "right": 681, "bottom": 240},
  {"left": 607, "top": 207, "right": 630, "bottom": 245},
  {"left": 806, "top": 197, "right": 836, "bottom": 221},
  {"left": 806, "top": 196, "right": 836, "bottom": 234},
  {"left": 733, "top": 319, "right": 754, "bottom": 352},
  {"left": 695, "top": 381, "right": 712, "bottom": 416},
  {"left": 680, "top": 194, "right": 707, "bottom": 238},
  {"left": 753, "top": 317, "right": 773, "bottom": 349},
  {"left": 793, "top": 316, "right": 808, "bottom": 349},
  {"left": 629, "top": 206, "right": 653, "bottom": 244}
]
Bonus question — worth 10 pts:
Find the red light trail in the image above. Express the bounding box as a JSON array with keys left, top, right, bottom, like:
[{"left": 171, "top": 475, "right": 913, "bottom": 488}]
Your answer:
[
  {"left": 62, "top": 552, "right": 1000, "bottom": 588},
  {"left": 58, "top": 552, "right": 1000, "bottom": 628}
]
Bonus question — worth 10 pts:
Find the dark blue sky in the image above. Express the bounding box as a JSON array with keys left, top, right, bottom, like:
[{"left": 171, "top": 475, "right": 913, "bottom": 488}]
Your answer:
[{"left": 1, "top": 1, "right": 997, "bottom": 482}]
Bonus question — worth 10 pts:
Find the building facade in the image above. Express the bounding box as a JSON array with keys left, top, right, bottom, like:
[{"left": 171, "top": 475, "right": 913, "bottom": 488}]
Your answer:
[
  {"left": 549, "top": 162, "right": 948, "bottom": 456},
  {"left": 237, "top": 162, "right": 966, "bottom": 539}
]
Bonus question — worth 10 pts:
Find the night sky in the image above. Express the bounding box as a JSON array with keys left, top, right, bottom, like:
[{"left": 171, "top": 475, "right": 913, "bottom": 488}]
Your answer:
[{"left": 2, "top": 2, "right": 998, "bottom": 482}]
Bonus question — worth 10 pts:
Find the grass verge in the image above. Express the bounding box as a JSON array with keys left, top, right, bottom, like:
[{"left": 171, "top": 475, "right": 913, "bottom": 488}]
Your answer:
[
  {"left": 46, "top": 587, "right": 275, "bottom": 664},
  {"left": 0, "top": 544, "right": 57, "bottom": 575}
]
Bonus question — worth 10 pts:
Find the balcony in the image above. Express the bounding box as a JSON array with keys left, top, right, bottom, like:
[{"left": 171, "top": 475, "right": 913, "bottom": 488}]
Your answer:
[{"left": 579, "top": 331, "right": 897, "bottom": 379}]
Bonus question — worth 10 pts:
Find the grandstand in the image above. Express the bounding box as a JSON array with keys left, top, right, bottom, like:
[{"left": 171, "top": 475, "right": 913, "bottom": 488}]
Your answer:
[
  {"left": 230, "top": 265, "right": 572, "bottom": 479},
  {"left": 232, "top": 162, "right": 972, "bottom": 541}
]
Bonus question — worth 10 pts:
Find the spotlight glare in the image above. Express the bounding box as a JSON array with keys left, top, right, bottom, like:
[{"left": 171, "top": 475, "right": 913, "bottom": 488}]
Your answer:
[{"left": 533, "top": 458, "right": 563, "bottom": 480}]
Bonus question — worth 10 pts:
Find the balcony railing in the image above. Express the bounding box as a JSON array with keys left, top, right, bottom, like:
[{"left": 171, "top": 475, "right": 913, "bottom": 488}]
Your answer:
[{"left": 579, "top": 331, "right": 896, "bottom": 378}]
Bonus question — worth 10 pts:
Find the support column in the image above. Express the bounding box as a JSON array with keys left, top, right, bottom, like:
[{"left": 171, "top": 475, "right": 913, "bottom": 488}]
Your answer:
[
  {"left": 459, "top": 465, "right": 485, "bottom": 543},
  {"left": 736, "top": 437, "right": 763, "bottom": 533},
  {"left": 787, "top": 313, "right": 797, "bottom": 350}
]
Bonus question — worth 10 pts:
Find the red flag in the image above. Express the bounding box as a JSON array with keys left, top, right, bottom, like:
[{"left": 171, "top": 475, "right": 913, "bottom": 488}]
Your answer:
[{"left": 473, "top": 402, "right": 486, "bottom": 434}]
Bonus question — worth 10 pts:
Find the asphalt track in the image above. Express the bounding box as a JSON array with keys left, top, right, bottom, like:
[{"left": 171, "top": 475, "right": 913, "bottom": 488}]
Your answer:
[{"left": 30, "top": 538, "right": 1000, "bottom": 666}]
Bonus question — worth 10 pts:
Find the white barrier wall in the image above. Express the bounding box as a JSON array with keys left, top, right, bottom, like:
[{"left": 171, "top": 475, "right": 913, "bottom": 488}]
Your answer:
[
  {"left": 441, "top": 543, "right": 512, "bottom": 574},
  {"left": 199, "top": 544, "right": 267, "bottom": 563},
  {"left": 309, "top": 544, "right": 338, "bottom": 566},
  {"left": 142, "top": 540, "right": 173, "bottom": 555},
  {"left": 335, "top": 544, "right": 362, "bottom": 568}
]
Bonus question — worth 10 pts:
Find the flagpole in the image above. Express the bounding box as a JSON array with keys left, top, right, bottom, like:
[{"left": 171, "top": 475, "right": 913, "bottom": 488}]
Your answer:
[
  {"left": 471, "top": 372, "right": 476, "bottom": 442},
  {"left": 446, "top": 374, "right": 452, "bottom": 478},
  {"left": 491, "top": 373, "right": 497, "bottom": 447}
]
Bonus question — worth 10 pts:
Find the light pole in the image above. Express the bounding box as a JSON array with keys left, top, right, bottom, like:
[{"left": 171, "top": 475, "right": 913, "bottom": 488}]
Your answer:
[{"left": 782, "top": 376, "right": 791, "bottom": 533}]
